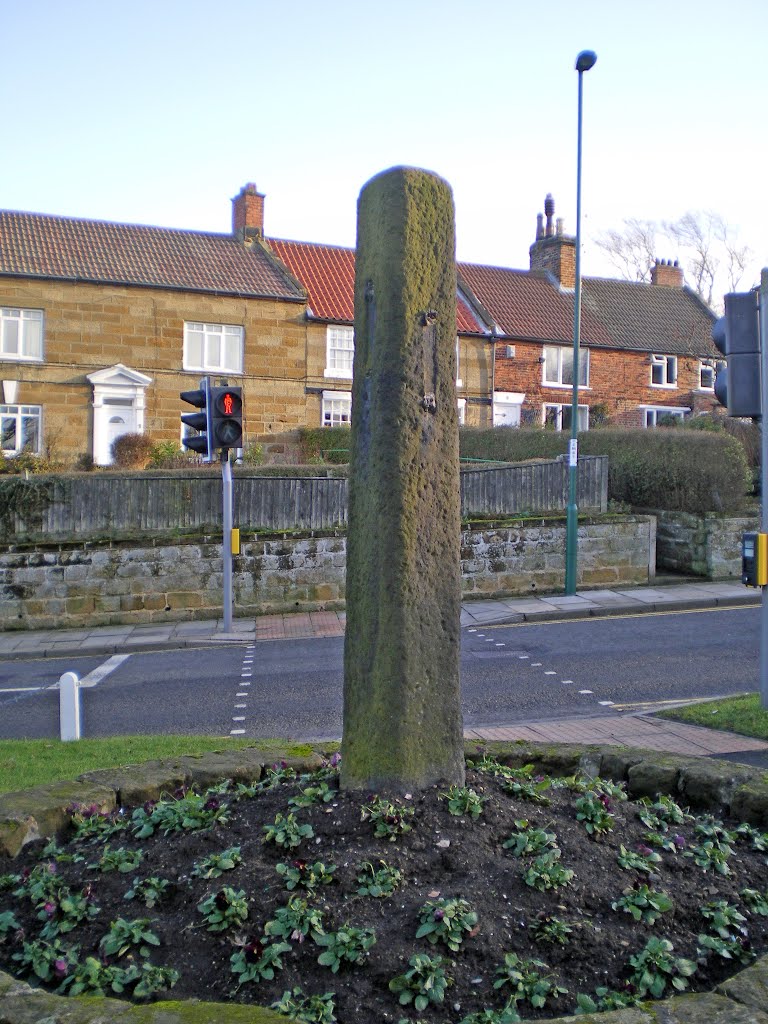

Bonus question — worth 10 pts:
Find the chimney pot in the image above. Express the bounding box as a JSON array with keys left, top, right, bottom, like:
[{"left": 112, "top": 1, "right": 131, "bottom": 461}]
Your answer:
[{"left": 544, "top": 194, "right": 555, "bottom": 236}]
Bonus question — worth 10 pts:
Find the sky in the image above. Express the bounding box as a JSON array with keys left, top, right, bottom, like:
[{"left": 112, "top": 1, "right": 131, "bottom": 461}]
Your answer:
[{"left": 2, "top": 0, "right": 765, "bottom": 295}]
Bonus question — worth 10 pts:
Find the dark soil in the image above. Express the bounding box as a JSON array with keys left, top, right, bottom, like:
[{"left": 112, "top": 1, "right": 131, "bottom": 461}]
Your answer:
[{"left": 1, "top": 755, "right": 767, "bottom": 1023}]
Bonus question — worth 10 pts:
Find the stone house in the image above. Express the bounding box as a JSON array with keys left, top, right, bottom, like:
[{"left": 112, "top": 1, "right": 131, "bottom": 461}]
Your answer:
[{"left": 0, "top": 183, "right": 718, "bottom": 465}]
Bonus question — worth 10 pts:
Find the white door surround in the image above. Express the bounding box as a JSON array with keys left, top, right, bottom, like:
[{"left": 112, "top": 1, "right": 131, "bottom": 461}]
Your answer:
[
  {"left": 493, "top": 391, "right": 525, "bottom": 427},
  {"left": 87, "top": 364, "right": 152, "bottom": 466}
]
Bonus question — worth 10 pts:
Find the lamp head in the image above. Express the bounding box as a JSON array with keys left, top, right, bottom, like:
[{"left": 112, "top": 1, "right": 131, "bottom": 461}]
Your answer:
[{"left": 575, "top": 50, "right": 597, "bottom": 73}]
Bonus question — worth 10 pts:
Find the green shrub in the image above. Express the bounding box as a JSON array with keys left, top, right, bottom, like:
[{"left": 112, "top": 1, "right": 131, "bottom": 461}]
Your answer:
[
  {"left": 298, "top": 427, "right": 350, "bottom": 464},
  {"left": 459, "top": 426, "right": 752, "bottom": 515}
]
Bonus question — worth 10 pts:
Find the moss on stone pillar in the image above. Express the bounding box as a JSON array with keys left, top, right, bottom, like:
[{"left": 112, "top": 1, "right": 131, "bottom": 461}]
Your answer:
[{"left": 341, "top": 166, "right": 465, "bottom": 793}]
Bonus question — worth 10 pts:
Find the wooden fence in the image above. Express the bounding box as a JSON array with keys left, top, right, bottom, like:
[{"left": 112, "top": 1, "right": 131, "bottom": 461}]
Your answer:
[{"left": 2, "top": 456, "right": 607, "bottom": 540}]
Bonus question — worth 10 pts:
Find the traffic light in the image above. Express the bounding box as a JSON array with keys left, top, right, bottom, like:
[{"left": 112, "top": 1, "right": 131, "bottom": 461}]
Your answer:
[
  {"left": 180, "top": 377, "right": 212, "bottom": 459},
  {"left": 210, "top": 386, "right": 243, "bottom": 450},
  {"left": 712, "top": 290, "right": 761, "bottom": 418}
]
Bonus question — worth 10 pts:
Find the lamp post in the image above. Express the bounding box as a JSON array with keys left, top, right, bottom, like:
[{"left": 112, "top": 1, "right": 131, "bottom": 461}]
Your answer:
[{"left": 564, "top": 48, "right": 597, "bottom": 595}]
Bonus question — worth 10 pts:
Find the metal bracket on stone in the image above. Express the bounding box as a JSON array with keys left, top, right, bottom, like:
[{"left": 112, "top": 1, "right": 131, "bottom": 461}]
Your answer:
[
  {"left": 421, "top": 393, "right": 436, "bottom": 412},
  {"left": 420, "top": 310, "right": 439, "bottom": 412}
]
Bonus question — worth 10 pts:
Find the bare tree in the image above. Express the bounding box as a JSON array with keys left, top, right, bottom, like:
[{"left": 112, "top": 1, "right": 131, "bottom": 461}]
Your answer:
[{"left": 594, "top": 211, "right": 754, "bottom": 309}]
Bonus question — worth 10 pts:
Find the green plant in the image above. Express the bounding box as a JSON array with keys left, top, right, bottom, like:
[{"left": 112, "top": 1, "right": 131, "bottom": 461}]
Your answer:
[
  {"left": 356, "top": 860, "right": 402, "bottom": 898},
  {"left": 89, "top": 845, "right": 144, "bottom": 873},
  {"left": 574, "top": 987, "right": 643, "bottom": 1014},
  {"left": 627, "top": 937, "right": 697, "bottom": 998},
  {"left": 131, "top": 789, "right": 230, "bottom": 838},
  {"left": 264, "top": 896, "right": 325, "bottom": 943},
  {"left": 37, "top": 885, "right": 100, "bottom": 938},
  {"left": 360, "top": 796, "right": 414, "bottom": 840},
  {"left": 439, "top": 785, "right": 486, "bottom": 819},
  {"left": 636, "top": 795, "right": 691, "bottom": 832},
  {"left": 415, "top": 898, "right": 478, "bottom": 952},
  {"left": 685, "top": 839, "right": 733, "bottom": 875},
  {"left": 271, "top": 986, "right": 337, "bottom": 1023},
  {"left": 262, "top": 812, "right": 315, "bottom": 849},
  {"left": 529, "top": 913, "right": 572, "bottom": 946},
  {"left": 574, "top": 792, "right": 615, "bottom": 836},
  {"left": 741, "top": 887, "right": 768, "bottom": 916},
  {"left": 501, "top": 766, "right": 552, "bottom": 805},
  {"left": 0, "top": 910, "right": 20, "bottom": 936},
  {"left": 196, "top": 887, "right": 249, "bottom": 932},
  {"left": 611, "top": 884, "right": 673, "bottom": 925},
  {"left": 276, "top": 860, "right": 336, "bottom": 893},
  {"left": 641, "top": 830, "right": 686, "bottom": 854},
  {"left": 459, "top": 1006, "right": 521, "bottom": 1024},
  {"left": 701, "top": 899, "right": 748, "bottom": 938},
  {"left": 522, "top": 851, "right": 574, "bottom": 892},
  {"left": 315, "top": 923, "right": 376, "bottom": 972},
  {"left": 697, "top": 932, "right": 754, "bottom": 963},
  {"left": 191, "top": 846, "right": 243, "bottom": 879},
  {"left": 99, "top": 917, "right": 160, "bottom": 959},
  {"left": 616, "top": 843, "right": 663, "bottom": 874},
  {"left": 123, "top": 876, "right": 172, "bottom": 908},
  {"left": 240, "top": 441, "right": 266, "bottom": 466},
  {"left": 388, "top": 953, "right": 452, "bottom": 1012},
  {"left": 502, "top": 821, "right": 558, "bottom": 858},
  {"left": 694, "top": 815, "right": 737, "bottom": 847},
  {"left": 14, "top": 861, "right": 64, "bottom": 904},
  {"left": 230, "top": 937, "right": 292, "bottom": 987},
  {"left": 289, "top": 780, "right": 337, "bottom": 808},
  {"left": 493, "top": 952, "right": 568, "bottom": 1009},
  {"left": 12, "top": 937, "right": 79, "bottom": 982},
  {"left": 69, "top": 805, "right": 128, "bottom": 844},
  {"left": 61, "top": 956, "right": 178, "bottom": 998},
  {"left": 734, "top": 822, "right": 768, "bottom": 852},
  {"left": 148, "top": 440, "right": 184, "bottom": 467}
]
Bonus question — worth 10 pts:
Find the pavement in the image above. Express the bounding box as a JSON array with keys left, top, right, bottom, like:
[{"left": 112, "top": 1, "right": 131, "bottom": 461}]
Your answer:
[{"left": 1, "top": 578, "right": 767, "bottom": 767}]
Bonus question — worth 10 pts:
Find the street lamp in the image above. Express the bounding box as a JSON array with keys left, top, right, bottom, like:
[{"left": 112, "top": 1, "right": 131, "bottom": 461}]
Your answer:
[{"left": 564, "top": 49, "right": 597, "bottom": 595}]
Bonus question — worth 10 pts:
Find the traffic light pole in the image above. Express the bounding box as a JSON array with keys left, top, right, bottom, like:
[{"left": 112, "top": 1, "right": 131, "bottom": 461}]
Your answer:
[
  {"left": 221, "top": 450, "right": 234, "bottom": 633},
  {"left": 760, "top": 269, "right": 768, "bottom": 709}
]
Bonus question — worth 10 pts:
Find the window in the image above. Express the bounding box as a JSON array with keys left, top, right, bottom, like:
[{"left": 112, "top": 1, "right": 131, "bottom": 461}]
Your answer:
[
  {"left": 457, "top": 398, "right": 466, "bottom": 425},
  {"left": 642, "top": 406, "right": 689, "bottom": 427},
  {"left": 0, "top": 308, "right": 43, "bottom": 362},
  {"left": 1, "top": 405, "right": 41, "bottom": 454},
  {"left": 325, "top": 326, "right": 354, "bottom": 378},
  {"left": 322, "top": 390, "right": 351, "bottom": 427},
  {"left": 455, "top": 338, "right": 462, "bottom": 387},
  {"left": 651, "top": 354, "right": 677, "bottom": 387},
  {"left": 184, "top": 322, "right": 243, "bottom": 374},
  {"left": 543, "top": 345, "right": 588, "bottom": 387},
  {"left": 699, "top": 361, "right": 716, "bottom": 391},
  {"left": 543, "top": 403, "right": 589, "bottom": 432}
]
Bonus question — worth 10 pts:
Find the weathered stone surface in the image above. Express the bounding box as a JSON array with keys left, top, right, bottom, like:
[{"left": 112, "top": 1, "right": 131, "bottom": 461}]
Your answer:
[
  {"left": 76, "top": 762, "right": 193, "bottom": 806},
  {"left": 342, "top": 167, "right": 465, "bottom": 792},
  {"left": 626, "top": 758, "right": 682, "bottom": 799},
  {"left": 717, "top": 952, "right": 768, "bottom": 1013},
  {"left": 0, "top": 815, "right": 39, "bottom": 858},
  {"left": 678, "top": 760, "right": 756, "bottom": 812},
  {"left": 0, "top": 967, "right": 293, "bottom": 1022},
  {"left": 598, "top": 749, "right": 649, "bottom": 782},
  {"left": 0, "top": 781, "right": 116, "bottom": 853},
  {"left": 730, "top": 780, "right": 768, "bottom": 827}
]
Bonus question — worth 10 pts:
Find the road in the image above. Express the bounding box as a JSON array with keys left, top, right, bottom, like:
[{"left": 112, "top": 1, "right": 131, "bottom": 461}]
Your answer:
[{"left": 0, "top": 606, "right": 758, "bottom": 741}]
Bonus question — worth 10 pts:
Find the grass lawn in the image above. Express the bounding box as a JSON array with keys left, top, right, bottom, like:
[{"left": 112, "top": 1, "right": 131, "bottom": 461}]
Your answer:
[
  {"left": 657, "top": 692, "right": 768, "bottom": 741},
  {"left": 0, "top": 736, "right": 319, "bottom": 796}
]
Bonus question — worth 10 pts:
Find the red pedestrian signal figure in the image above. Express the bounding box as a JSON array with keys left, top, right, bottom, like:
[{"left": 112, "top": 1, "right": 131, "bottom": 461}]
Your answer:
[{"left": 210, "top": 387, "right": 243, "bottom": 450}]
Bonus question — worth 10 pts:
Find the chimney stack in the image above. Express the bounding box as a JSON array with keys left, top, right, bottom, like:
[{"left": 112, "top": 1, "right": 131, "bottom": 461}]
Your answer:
[
  {"left": 529, "top": 195, "right": 576, "bottom": 289},
  {"left": 650, "top": 258, "right": 684, "bottom": 288},
  {"left": 232, "top": 183, "right": 265, "bottom": 241}
]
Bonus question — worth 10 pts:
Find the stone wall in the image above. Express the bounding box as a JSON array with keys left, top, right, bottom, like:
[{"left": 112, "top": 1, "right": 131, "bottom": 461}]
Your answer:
[
  {"left": 653, "top": 509, "right": 758, "bottom": 578},
  {"left": 0, "top": 515, "right": 655, "bottom": 630}
]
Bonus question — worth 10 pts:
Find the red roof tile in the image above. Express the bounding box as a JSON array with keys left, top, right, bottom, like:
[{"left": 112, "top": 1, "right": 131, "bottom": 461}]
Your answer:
[
  {"left": 0, "top": 211, "right": 304, "bottom": 300},
  {"left": 267, "top": 237, "right": 484, "bottom": 334}
]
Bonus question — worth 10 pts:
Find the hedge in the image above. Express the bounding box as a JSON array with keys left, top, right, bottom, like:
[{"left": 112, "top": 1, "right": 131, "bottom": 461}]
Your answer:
[{"left": 459, "top": 426, "right": 753, "bottom": 515}]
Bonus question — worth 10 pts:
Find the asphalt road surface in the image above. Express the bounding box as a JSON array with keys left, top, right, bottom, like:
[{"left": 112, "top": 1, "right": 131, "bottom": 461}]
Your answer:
[{"left": 0, "top": 606, "right": 758, "bottom": 741}]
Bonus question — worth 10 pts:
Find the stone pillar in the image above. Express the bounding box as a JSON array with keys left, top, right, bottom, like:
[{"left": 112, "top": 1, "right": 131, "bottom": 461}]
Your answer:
[{"left": 341, "top": 167, "right": 465, "bottom": 793}]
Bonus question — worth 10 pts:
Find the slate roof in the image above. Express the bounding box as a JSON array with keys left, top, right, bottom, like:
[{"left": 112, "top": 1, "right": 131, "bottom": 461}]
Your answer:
[
  {"left": 267, "top": 237, "right": 485, "bottom": 334},
  {"left": 582, "top": 277, "right": 717, "bottom": 357},
  {"left": 0, "top": 211, "right": 305, "bottom": 301}
]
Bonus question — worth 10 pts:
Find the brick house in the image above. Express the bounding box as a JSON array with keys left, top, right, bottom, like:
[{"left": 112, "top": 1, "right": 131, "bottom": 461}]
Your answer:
[{"left": 0, "top": 184, "right": 718, "bottom": 465}]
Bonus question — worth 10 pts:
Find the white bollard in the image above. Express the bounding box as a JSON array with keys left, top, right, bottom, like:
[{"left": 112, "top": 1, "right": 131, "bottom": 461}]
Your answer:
[{"left": 59, "top": 671, "right": 81, "bottom": 742}]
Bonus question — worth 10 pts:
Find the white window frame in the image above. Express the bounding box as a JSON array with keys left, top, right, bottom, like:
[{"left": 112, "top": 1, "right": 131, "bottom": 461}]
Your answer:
[
  {"left": 457, "top": 398, "right": 466, "bottom": 425},
  {"left": 542, "top": 345, "right": 589, "bottom": 388},
  {"left": 698, "top": 360, "right": 715, "bottom": 391},
  {"left": 641, "top": 405, "right": 690, "bottom": 427},
  {"left": 183, "top": 322, "right": 244, "bottom": 374},
  {"left": 455, "top": 337, "right": 463, "bottom": 388},
  {"left": 1, "top": 404, "right": 42, "bottom": 454},
  {"left": 324, "top": 326, "right": 354, "bottom": 379},
  {"left": 321, "top": 389, "right": 351, "bottom": 427},
  {"left": 0, "top": 308, "right": 44, "bottom": 362},
  {"left": 651, "top": 353, "right": 677, "bottom": 388},
  {"left": 543, "top": 403, "right": 589, "bottom": 432}
]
